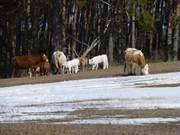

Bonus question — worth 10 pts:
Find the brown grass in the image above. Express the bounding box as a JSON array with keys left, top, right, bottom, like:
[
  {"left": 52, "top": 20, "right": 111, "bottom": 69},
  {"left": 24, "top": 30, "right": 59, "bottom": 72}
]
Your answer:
[
  {"left": 1, "top": 61, "right": 180, "bottom": 87},
  {"left": 70, "top": 108, "right": 180, "bottom": 119},
  {"left": 0, "top": 123, "right": 180, "bottom": 135}
]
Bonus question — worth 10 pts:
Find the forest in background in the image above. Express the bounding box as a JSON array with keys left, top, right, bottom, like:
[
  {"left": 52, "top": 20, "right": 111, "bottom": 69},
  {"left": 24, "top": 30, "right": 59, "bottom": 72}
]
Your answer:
[{"left": 0, "top": 0, "right": 179, "bottom": 78}]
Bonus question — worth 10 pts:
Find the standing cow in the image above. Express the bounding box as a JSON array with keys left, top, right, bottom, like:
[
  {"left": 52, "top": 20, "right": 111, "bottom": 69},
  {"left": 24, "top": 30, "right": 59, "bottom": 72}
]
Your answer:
[
  {"left": 89, "top": 54, "right": 109, "bottom": 70},
  {"left": 51, "top": 51, "right": 67, "bottom": 74},
  {"left": 124, "top": 48, "right": 149, "bottom": 75},
  {"left": 63, "top": 58, "right": 80, "bottom": 74},
  {"left": 11, "top": 54, "right": 49, "bottom": 78},
  {"left": 79, "top": 56, "right": 88, "bottom": 72},
  {"left": 36, "top": 60, "right": 51, "bottom": 76}
]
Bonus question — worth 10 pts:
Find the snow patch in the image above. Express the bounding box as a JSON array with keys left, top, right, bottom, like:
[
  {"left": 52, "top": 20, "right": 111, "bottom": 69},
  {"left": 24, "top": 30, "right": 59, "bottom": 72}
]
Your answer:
[{"left": 1, "top": 72, "right": 180, "bottom": 123}]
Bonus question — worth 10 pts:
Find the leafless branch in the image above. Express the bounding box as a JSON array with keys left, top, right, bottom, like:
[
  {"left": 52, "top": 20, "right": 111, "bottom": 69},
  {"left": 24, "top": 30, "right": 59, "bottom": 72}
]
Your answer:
[
  {"left": 67, "top": 34, "right": 89, "bottom": 47},
  {"left": 73, "top": 48, "right": 80, "bottom": 58},
  {"left": 99, "top": 0, "right": 111, "bottom": 7},
  {"left": 82, "top": 19, "right": 111, "bottom": 57}
]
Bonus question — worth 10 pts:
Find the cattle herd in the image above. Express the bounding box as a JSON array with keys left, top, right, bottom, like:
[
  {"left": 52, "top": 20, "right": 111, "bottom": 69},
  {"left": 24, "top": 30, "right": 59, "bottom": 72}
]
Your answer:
[{"left": 11, "top": 48, "right": 149, "bottom": 78}]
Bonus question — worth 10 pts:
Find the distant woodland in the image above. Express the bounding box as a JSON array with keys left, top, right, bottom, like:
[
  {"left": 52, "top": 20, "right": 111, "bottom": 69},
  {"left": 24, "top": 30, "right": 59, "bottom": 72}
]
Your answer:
[{"left": 0, "top": 0, "right": 179, "bottom": 78}]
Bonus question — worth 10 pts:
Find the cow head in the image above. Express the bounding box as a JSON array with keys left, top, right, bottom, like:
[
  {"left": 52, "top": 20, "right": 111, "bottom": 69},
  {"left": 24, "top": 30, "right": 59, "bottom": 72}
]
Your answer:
[
  {"left": 141, "top": 64, "right": 149, "bottom": 75},
  {"left": 42, "top": 54, "right": 49, "bottom": 62},
  {"left": 80, "top": 57, "right": 89, "bottom": 65},
  {"left": 88, "top": 59, "right": 93, "bottom": 65}
]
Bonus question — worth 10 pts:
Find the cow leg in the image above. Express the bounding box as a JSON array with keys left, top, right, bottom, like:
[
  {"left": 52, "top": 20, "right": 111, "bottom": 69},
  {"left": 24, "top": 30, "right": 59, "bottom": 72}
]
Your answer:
[
  {"left": 68, "top": 67, "right": 71, "bottom": 74},
  {"left": 103, "top": 61, "right": 107, "bottom": 70},
  {"left": 82, "top": 65, "right": 85, "bottom": 72},
  {"left": 126, "top": 63, "right": 130, "bottom": 74},
  {"left": 11, "top": 68, "right": 16, "bottom": 78},
  {"left": 60, "top": 65, "right": 64, "bottom": 75},
  {"left": 130, "top": 64, "right": 133, "bottom": 75},
  {"left": 106, "top": 63, "right": 108, "bottom": 69},
  {"left": 132, "top": 63, "right": 136, "bottom": 75},
  {"left": 103, "top": 63, "right": 106, "bottom": 70},
  {"left": 95, "top": 64, "right": 98, "bottom": 70},
  {"left": 28, "top": 68, "right": 32, "bottom": 78},
  {"left": 103, "top": 63, "right": 108, "bottom": 70},
  {"left": 127, "top": 63, "right": 132, "bottom": 75},
  {"left": 75, "top": 66, "right": 78, "bottom": 73},
  {"left": 92, "top": 65, "right": 95, "bottom": 70},
  {"left": 62, "top": 66, "right": 65, "bottom": 75},
  {"left": 71, "top": 67, "right": 74, "bottom": 74},
  {"left": 54, "top": 59, "right": 59, "bottom": 74},
  {"left": 30, "top": 67, "right": 36, "bottom": 78}
]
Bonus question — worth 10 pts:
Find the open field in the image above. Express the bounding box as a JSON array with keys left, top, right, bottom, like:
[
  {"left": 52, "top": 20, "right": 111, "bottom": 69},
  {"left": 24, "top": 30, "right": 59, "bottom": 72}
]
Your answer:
[{"left": 1, "top": 61, "right": 180, "bottom": 134}]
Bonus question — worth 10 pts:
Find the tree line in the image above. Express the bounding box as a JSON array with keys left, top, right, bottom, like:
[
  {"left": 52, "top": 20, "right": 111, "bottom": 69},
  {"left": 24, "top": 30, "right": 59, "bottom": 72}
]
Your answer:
[{"left": 0, "top": 0, "right": 179, "bottom": 78}]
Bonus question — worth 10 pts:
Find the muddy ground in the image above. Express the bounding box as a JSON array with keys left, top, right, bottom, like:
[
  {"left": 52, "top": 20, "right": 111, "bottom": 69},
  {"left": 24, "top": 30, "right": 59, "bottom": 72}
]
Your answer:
[
  {"left": 1, "top": 61, "right": 180, "bottom": 135},
  {"left": 1, "top": 61, "right": 180, "bottom": 87},
  {"left": 0, "top": 123, "right": 180, "bottom": 135}
]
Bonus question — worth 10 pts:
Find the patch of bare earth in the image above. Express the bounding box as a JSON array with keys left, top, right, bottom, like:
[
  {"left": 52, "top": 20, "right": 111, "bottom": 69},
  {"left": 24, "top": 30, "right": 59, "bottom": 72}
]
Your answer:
[
  {"left": 141, "top": 83, "right": 180, "bottom": 88},
  {"left": 70, "top": 108, "right": 180, "bottom": 119},
  {"left": 0, "top": 123, "right": 180, "bottom": 135},
  {"left": 35, "top": 108, "right": 180, "bottom": 124}
]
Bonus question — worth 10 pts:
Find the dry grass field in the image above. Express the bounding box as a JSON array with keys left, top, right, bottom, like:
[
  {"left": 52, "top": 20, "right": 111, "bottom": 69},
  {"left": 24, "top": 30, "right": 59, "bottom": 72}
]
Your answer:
[
  {"left": 1, "top": 61, "right": 180, "bottom": 87},
  {"left": 0, "top": 123, "right": 180, "bottom": 135}
]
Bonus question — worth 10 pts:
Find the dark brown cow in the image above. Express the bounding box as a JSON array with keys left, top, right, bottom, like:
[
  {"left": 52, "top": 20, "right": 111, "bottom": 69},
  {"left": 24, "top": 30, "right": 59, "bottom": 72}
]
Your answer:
[{"left": 11, "top": 54, "right": 48, "bottom": 78}]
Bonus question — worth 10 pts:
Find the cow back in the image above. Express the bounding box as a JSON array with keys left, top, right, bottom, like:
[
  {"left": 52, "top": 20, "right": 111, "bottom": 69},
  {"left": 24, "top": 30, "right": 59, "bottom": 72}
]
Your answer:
[{"left": 12, "top": 55, "right": 44, "bottom": 69}]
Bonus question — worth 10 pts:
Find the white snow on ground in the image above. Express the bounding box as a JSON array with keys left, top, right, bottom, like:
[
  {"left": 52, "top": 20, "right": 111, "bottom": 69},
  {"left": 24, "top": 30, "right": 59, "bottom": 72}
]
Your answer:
[
  {"left": 0, "top": 72, "right": 180, "bottom": 124},
  {"left": 60, "top": 117, "right": 180, "bottom": 125}
]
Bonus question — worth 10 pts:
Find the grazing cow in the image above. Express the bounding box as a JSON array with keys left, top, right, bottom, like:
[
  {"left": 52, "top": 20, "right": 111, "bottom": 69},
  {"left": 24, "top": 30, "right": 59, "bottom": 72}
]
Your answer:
[
  {"left": 51, "top": 51, "right": 67, "bottom": 74},
  {"left": 11, "top": 54, "right": 49, "bottom": 78},
  {"left": 64, "top": 58, "right": 80, "bottom": 74},
  {"left": 89, "top": 54, "right": 109, "bottom": 70},
  {"left": 79, "top": 56, "right": 88, "bottom": 72},
  {"left": 37, "top": 60, "right": 51, "bottom": 76},
  {"left": 124, "top": 48, "right": 149, "bottom": 75}
]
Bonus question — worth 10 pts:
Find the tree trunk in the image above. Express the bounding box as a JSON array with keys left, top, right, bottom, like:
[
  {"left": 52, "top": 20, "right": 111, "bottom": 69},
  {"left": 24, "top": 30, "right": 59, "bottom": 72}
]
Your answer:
[
  {"left": 167, "top": 25, "right": 173, "bottom": 61},
  {"left": 149, "top": 32, "right": 153, "bottom": 59},
  {"left": 52, "top": 0, "right": 61, "bottom": 51},
  {"left": 173, "top": 23, "right": 179, "bottom": 60},
  {"left": 131, "top": 2, "right": 136, "bottom": 48},
  {"left": 108, "top": 33, "right": 114, "bottom": 65},
  {"left": 61, "top": 0, "right": 66, "bottom": 50},
  {"left": 71, "top": 1, "right": 77, "bottom": 58},
  {"left": 31, "top": 6, "right": 39, "bottom": 54}
]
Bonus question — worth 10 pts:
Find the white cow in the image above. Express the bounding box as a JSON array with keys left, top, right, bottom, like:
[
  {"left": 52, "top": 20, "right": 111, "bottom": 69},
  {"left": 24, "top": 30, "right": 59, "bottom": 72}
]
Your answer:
[
  {"left": 64, "top": 58, "right": 80, "bottom": 74},
  {"left": 52, "top": 51, "right": 67, "bottom": 74},
  {"left": 89, "top": 54, "right": 109, "bottom": 70},
  {"left": 124, "top": 48, "right": 149, "bottom": 75}
]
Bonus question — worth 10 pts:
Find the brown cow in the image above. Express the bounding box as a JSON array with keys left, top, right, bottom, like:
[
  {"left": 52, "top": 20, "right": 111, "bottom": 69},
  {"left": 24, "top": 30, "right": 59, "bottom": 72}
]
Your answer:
[
  {"left": 79, "top": 56, "right": 88, "bottom": 72},
  {"left": 38, "top": 60, "right": 51, "bottom": 76},
  {"left": 11, "top": 54, "right": 48, "bottom": 78},
  {"left": 124, "top": 48, "right": 149, "bottom": 75}
]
